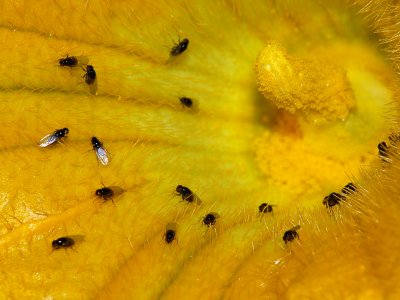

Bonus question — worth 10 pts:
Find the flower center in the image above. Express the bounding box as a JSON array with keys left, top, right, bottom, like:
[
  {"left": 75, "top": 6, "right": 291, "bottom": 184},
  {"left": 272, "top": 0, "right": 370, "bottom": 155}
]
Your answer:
[{"left": 254, "top": 41, "right": 396, "bottom": 206}]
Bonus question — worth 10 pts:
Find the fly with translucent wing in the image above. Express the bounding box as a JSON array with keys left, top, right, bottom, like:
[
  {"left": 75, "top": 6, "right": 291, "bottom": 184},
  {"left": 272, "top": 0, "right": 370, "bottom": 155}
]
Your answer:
[
  {"left": 91, "top": 137, "right": 110, "bottom": 165},
  {"left": 38, "top": 128, "right": 69, "bottom": 147},
  {"left": 175, "top": 185, "right": 202, "bottom": 205},
  {"left": 95, "top": 185, "right": 125, "bottom": 203},
  {"left": 82, "top": 65, "right": 97, "bottom": 95}
]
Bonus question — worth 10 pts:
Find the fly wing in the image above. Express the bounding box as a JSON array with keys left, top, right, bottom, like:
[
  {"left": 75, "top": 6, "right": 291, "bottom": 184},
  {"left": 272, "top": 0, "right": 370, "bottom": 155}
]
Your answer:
[
  {"left": 96, "top": 147, "right": 110, "bottom": 165},
  {"left": 67, "top": 235, "right": 86, "bottom": 243},
  {"left": 39, "top": 134, "right": 58, "bottom": 147},
  {"left": 290, "top": 225, "right": 301, "bottom": 231},
  {"left": 166, "top": 222, "right": 177, "bottom": 231},
  {"left": 192, "top": 193, "right": 202, "bottom": 205},
  {"left": 75, "top": 56, "right": 89, "bottom": 66},
  {"left": 109, "top": 186, "right": 125, "bottom": 197},
  {"left": 89, "top": 77, "right": 97, "bottom": 95}
]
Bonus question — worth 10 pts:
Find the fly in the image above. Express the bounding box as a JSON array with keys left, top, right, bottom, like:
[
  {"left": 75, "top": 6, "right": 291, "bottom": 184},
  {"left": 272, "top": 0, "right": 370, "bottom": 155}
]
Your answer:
[
  {"left": 39, "top": 128, "right": 69, "bottom": 147},
  {"left": 91, "top": 136, "right": 110, "bottom": 165},
  {"left": 170, "top": 38, "right": 189, "bottom": 56},
  {"left": 82, "top": 65, "right": 97, "bottom": 95},
  {"left": 59, "top": 54, "right": 89, "bottom": 67}
]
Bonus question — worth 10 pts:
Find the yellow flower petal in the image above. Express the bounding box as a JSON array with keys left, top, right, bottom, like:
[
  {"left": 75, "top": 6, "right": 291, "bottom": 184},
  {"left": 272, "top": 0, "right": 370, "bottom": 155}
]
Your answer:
[{"left": 0, "top": 1, "right": 398, "bottom": 299}]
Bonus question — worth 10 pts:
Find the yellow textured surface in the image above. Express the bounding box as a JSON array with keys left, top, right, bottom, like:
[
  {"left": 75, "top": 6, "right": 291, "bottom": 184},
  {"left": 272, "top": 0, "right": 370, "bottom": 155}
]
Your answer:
[
  {"left": 254, "top": 55, "right": 393, "bottom": 204},
  {"left": 255, "top": 41, "right": 355, "bottom": 122},
  {"left": 0, "top": 0, "right": 398, "bottom": 299}
]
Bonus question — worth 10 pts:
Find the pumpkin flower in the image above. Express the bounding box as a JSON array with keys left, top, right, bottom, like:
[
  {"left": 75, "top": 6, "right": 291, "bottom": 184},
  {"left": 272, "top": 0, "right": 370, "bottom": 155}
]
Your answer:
[{"left": 0, "top": 0, "right": 399, "bottom": 299}]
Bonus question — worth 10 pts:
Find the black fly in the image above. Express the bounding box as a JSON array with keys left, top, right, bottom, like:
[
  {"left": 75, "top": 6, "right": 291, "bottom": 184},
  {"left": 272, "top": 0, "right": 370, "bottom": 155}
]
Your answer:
[
  {"left": 180, "top": 97, "right": 193, "bottom": 108},
  {"left": 175, "top": 185, "right": 201, "bottom": 204},
  {"left": 323, "top": 192, "right": 346, "bottom": 208},
  {"left": 164, "top": 223, "right": 177, "bottom": 244},
  {"left": 203, "top": 212, "right": 219, "bottom": 227},
  {"left": 283, "top": 225, "right": 301, "bottom": 244},
  {"left": 91, "top": 137, "right": 110, "bottom": 165},
  {"left": 52, "top": 237, "right": 75, "bottom": 250},
  {"left": 95, "top": 185, "right": 125, "bottom": 203},
  {"left": 39, "top": 128, "right": 69, "bottom": 147},
  {"left": 82, "top": 65, "right": 97, "bottom": 95},
  {"left": 258, "top": 203, "right": 276, "bottom": 214},
  {"left": 170, "top": 38, "right": 189, "bottom": 56},
  {"left": 59, "top": 54, "right": 89, "bottom": 67}
]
